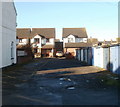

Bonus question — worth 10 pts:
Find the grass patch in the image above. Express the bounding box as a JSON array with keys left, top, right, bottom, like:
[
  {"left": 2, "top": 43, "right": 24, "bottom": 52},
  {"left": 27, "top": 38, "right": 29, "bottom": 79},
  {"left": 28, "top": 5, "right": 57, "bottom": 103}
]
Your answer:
[
  {"left": 103, "top": 77, "right": 119, "bottom": 86},
  {"left": 97, "top": 71, "right": 120, "bottom": 87}
]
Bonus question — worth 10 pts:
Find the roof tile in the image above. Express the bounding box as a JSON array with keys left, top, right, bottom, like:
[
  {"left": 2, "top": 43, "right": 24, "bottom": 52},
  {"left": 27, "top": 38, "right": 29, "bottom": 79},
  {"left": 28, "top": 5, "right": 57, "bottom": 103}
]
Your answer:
[
  {"left": 31, "top": 28, "right": 55, "bottom": 38},
  {"left": 63, "top": 28, "right": 88, "bottom": 38},
  {"left": 65, "top": 42, "right": 92, "bottom": 48}
]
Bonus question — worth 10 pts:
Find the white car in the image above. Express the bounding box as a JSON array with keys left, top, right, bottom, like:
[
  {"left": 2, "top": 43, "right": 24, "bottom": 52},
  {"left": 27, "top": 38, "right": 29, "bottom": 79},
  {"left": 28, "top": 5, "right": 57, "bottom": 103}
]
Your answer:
[{"left": 56, "top": 51, "right": 64, "bottom": 57}]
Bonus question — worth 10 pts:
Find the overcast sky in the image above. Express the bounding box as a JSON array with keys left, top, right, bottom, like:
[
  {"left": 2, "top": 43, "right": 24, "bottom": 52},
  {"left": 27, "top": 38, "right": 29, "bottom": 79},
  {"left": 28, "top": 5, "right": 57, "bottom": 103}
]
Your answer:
[{"left": 15, "top": 2, "right": 118, "bottom": 41}]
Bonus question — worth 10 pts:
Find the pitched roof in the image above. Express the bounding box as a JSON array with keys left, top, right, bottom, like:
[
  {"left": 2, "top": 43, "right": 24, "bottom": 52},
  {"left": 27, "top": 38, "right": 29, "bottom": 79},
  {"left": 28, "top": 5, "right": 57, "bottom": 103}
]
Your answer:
[
  {"left": 87, "top": 38, "right": 98, "bottom": 44},
  {"left": 62, "top": 28, "right": 88, "bottom": 38},
  {"left": 17, "top": 28, "right": 31, "bottom": 39},
  {"left": 65, "top": 42, "right": 92, "bottom": 48},
  {"left": 30, "top": 28, "right": 55, "bottom": 38},
  {"left": 42, "top": 45, "right": 54, "bottom": 49}
]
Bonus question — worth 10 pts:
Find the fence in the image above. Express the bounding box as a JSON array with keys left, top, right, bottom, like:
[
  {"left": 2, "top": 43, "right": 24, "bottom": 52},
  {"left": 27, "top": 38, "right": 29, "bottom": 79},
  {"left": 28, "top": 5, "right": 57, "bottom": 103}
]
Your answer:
[{"left": 17, "top": 49, "right": 33, "bottom": 64}]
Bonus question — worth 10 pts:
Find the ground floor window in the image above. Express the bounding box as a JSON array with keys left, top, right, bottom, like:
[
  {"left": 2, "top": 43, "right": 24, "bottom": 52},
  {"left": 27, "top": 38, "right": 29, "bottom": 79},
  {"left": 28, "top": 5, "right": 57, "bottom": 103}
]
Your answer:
[
  {"left": 19, "top": 39, "right": 23, "bottom": 43},
  {"left": 46, "top": 38, "right": 49, "bottom": 43},
  {"left": 34, "top": 48, "right": 38, "bottom": 53},
  {"left": 11, "top": 41, "right": 14, "bottom": 59}
]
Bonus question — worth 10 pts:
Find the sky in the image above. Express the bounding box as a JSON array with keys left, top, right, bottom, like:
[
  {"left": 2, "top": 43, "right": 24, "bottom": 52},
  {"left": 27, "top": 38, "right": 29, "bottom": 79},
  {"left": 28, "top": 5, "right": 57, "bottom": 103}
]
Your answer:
[{"left": 14, "top": 2, "right": 118, "bottom": 41}]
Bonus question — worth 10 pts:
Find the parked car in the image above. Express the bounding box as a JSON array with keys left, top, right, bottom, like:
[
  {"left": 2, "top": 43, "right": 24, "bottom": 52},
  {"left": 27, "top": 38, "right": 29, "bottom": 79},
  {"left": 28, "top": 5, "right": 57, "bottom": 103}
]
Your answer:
[
  {"left": 56, "top": 51, "right": 64, "bottom": 57},
  {"left": 65, "top": 52, "right": 74, "bottom": 59}
]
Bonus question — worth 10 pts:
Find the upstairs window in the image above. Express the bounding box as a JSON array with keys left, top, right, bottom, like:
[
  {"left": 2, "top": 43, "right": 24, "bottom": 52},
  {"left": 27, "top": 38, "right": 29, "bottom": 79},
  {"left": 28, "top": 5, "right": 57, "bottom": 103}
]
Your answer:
[
  {"left": 42, "top": 39, "right": 46, "bottom": 44},
  {"left": 19, "top": 39, "right": 22, "bottom": 43},
  {"left": 68, "top": 38, "right": 74, "bottom": 43},
  {"left": 46, "top": 38, "right": 49, "bottom": 43},
  {"left": 34, "top": 38, "right": 39, "bottom": 43}
]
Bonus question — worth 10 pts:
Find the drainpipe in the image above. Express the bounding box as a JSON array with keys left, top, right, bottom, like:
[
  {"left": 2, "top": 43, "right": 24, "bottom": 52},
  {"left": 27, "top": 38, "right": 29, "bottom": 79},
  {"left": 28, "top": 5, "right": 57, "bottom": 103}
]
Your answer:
[{"left": 108, "top": 46, "right": 110, "bottom": 71}]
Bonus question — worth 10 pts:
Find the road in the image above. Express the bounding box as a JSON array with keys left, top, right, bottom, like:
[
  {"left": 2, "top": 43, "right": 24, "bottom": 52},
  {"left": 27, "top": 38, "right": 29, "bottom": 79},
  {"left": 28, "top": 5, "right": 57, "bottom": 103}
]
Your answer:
[{"left": 2, "top": 58, "right": 119, "bottom": 106}]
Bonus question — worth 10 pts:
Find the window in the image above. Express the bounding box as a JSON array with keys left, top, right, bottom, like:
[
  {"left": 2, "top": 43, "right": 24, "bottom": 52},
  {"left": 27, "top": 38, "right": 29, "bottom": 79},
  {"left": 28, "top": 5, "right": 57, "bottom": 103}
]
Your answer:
[
  {"left": 34, "top": 48, "right": 37, "bottom": 53},
  {"left": 34, "top": 38, "right": 39, "bottom": 43},
  {"left": 19, "top": 39, "right": 22, "bottom": 43},
  {"left": 46, "top": 38, "right": 49, "bottom": 42},
  {"left": 42, "top": 39, "right": 46, "bottom": 44},
  {"left": 11, "top": 42, "right": 14, "bottom": 59},
  {"left": 68, "top": 38, "right": 74, "bottom": 43}
]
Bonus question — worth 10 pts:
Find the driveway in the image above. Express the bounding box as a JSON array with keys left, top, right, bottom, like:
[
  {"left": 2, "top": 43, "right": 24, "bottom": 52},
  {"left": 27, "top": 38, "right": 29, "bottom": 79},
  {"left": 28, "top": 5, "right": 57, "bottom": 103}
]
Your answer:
[{"left": 2, "top": 58, "right": 120, "bottom": 106}]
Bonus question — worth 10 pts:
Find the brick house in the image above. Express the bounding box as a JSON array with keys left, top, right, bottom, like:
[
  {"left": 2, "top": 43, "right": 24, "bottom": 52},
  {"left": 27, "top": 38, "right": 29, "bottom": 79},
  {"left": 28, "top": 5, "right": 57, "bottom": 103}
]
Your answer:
[
  {"left": 30, "top": 28, "right": 55, "bottom": 57},
  {"left": 17, "top": 28, "right": 55, "bottom": 58},
  {"left": 62, "top": 28, "right": 88, "bottom": 56},
  {"left": 16, "top": 28, "right": 31, "bottom": 45}
]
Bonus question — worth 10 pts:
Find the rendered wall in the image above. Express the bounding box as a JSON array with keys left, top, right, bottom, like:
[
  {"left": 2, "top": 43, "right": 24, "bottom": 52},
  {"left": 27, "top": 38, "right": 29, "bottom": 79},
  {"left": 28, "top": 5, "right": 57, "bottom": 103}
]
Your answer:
[
  {"left": 46, "top": 38, "right": 55, "bottom": 45},
  {"left": 1, "top": 2, "right": 16, "bottom": 68},
  {"left": 93, "top": 47, "right": 104, "bottom": 68},
  {"left": 31, "top": 35, "right": 42, "bottom": 48},
  {"left": 0, "top": 1, "right": 2, "bottom": 68},
  {"left": 110, "top": 45, "right": 120, "bottom": 74}
]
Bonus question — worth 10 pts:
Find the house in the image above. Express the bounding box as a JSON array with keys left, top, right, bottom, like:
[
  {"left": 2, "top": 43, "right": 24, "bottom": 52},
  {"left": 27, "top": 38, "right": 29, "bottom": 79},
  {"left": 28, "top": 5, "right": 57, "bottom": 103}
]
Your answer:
[
  {"left": 16, "top": 28, "right": 31, "bottom": 45},
  {"left": 87, "top": 38, "right": 98, "bottom": 46},
  {"left": 16, "top": 28, "right": 33, "bottom": 63},
  {"left": 116, "top": 37, "right": 120, "bottom": 43},
  {"left": 0, "top": 1, "right": 17, "bottom": 68},
  {"left": 17, "top": 28, "right": 55, "bottom": 58},
  {"left": 62, "top": 28, "right": 88, "bottom": 56},
  {"left": 30, "top": 28, "right": 55, "bottom": 57}
]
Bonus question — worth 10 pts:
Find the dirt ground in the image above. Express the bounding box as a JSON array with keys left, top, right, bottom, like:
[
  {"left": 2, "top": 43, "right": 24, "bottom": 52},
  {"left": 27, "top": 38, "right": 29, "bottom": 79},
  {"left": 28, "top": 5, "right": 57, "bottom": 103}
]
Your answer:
[{"left": 2, "top": 57, "right": 120, "bottom": 106}]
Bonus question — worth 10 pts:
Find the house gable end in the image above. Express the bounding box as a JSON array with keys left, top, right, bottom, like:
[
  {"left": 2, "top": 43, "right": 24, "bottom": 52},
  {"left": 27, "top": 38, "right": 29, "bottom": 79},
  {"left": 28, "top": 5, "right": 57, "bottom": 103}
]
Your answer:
[
  {"left": 31, "top": 28, "right": 55, "bottom": 39},
  {"left": 33, "top": 34, "right": 42, "bottom": 39}
]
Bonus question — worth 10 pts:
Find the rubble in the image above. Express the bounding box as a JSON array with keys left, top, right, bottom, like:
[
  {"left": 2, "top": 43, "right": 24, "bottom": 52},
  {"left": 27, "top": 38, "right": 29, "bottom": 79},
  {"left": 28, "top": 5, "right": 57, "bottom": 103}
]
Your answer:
[
  {"left": 59, "top": 78, "right": 72, "bottom": 81},
  {"left": 67, "top": 86, "right": 75, "bottom": 90}
]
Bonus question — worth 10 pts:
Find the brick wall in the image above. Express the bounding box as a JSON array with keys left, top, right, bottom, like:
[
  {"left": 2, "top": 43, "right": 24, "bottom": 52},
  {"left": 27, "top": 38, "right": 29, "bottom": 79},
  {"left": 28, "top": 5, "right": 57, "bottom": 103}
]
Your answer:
[
  {"left": 64, "top": 48, "right": 78, "bottom": 56},
  {"left": 17, "top": 56, "right": 33, "bottom": 64}
]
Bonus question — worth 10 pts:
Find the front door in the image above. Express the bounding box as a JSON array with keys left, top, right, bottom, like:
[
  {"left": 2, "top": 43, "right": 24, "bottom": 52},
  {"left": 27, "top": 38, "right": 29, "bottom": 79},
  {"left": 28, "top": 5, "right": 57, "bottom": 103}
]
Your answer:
[{"left": 11, "top": 41, "right": 14, "bottom": 64}]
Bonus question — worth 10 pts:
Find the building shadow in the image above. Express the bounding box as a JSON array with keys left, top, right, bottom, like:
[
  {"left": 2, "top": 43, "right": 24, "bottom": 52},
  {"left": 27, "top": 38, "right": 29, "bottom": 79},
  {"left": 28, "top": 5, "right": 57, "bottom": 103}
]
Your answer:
[
  {"left": 107, "top": 62, "right": 120, "bottom": 74},
  {"left": 107, "top": 62, "right": 113, "bottom": 72}
]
